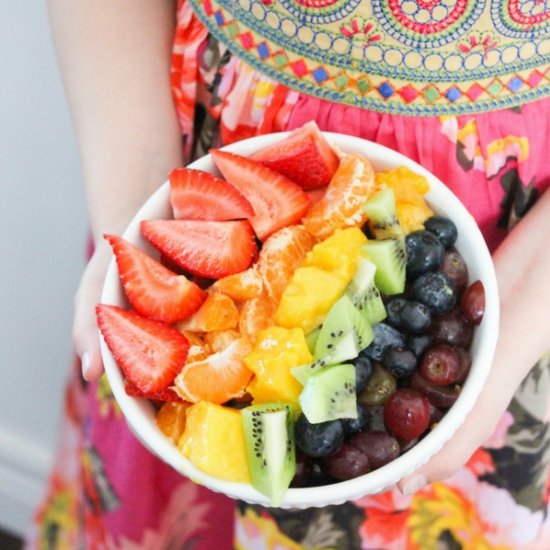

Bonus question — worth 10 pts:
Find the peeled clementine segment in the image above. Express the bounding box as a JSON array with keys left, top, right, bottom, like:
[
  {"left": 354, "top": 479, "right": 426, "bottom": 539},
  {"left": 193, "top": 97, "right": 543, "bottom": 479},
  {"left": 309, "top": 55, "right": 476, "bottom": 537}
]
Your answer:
[
  {"left": 239, "top": 294, "right": 276, "bottom": 344},
  {"left": 156, "top": 401, "right": 191, "bottom": 444},
  {"left": 177, "top": 330, "right": 206, "bottom": 347},
  {"left": 173, "top": 338, "right": 253, "bottom": 404},
  {"left": 302, "top": 153, "right": 375, "bottom": 239},
  {"left": 257, "top": 225, "right": 317, "bottom": 302},
  {"left": 204, "top": 329, "right": 241, "bottom": 353},
  {"left": 175, "top": 330, "right": 211, "bottom": 363},
  {"left": 210, "top": 266, "right": 263, "bottom": 302},
  {"left": 175, "top": 291, "right": 239, "bottom": 332}
]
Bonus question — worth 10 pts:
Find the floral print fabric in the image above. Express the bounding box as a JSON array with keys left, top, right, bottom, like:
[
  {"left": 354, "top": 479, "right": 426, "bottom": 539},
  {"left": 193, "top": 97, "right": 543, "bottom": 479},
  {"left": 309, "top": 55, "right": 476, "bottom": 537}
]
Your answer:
[{"left": 27, "top": 2, "right": 550, "bottom": 548}]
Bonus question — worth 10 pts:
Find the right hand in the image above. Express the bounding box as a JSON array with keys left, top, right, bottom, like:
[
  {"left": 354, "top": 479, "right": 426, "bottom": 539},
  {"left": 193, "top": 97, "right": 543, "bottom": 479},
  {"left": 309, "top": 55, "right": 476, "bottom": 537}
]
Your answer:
[{"left": 72, "top": 240, "right": 113, "bottom": 381}]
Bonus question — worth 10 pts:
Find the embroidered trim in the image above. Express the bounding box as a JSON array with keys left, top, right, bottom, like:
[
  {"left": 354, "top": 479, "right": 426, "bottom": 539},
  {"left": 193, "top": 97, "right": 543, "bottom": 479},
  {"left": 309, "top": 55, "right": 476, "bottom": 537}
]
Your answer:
[{"left": 188, "top": 0, "right": 550, "bottom": 115}]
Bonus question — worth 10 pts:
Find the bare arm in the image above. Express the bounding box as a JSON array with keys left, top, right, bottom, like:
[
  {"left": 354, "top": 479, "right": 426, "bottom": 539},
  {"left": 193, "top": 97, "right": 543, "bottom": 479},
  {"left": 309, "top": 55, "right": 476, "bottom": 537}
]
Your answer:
[
  {"left": 49, "top": 0, "right": 183, "bottom": 380},
  {"left": 399, "top": 188, "right": 550, "bottom": 493}
]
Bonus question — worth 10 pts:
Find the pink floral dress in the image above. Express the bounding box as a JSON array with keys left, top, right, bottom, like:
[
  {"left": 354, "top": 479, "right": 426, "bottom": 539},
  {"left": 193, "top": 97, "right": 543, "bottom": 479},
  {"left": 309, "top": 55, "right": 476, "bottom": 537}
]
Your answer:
[{"left": 28, "top": 1, "right": 550, "bottom": 548}]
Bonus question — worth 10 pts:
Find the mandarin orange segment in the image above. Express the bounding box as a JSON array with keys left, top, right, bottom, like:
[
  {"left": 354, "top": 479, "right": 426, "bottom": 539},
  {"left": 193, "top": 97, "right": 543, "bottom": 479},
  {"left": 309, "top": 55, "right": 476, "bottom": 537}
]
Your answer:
[
  {"left": 210, "top": 266, "right": 263, "bottom": 302},
  {"left": 156, "top": 401, "right": 191, "bottom": 444},
  {"left": 204, "top": 329, "right": 241, "bottom": 353},
  {"left": 257, "top": 225, "right": 317, "bottom": 302},
  {"left": 176, "top": 330, "right": 211, "bottom": 362},
  {"left": 302, "top": 153, "right": 375, "bottom": 239},
  {"left": 238, "top": 294, "right": 276, "bottom": 344},
  {"left": 173, "top": 338, "right": 253, "bottom": 404},
  {"left": 175, "top": 291, "right": 239, "bottom": 332}
]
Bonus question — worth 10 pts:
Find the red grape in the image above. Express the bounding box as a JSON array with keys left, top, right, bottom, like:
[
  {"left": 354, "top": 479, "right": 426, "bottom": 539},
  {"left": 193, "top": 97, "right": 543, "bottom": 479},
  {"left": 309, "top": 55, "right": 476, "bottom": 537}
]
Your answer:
[
  {"left": 455, "top": 347, "right": 472, "bottom": 383},
  {"left": 430, "top": 308, "right": 473, "bottom": 348},
  {"left": 383, "top": 389, "right": 430, "bottom": 440},
  {"left": 410, "top": 372, "right": 461, "bottom": 409},
  {"left": 322, "top": 444, "right": 370, "bottom": 480},
  {"left": 420, "top": 344, "right": 462, "bottom": 385},
  {"left": 438, "top": 249, "right": 468, "bottom": 293},
  {"left": 461, "top": 280, "right": 485, "bottom": 325},
  {"left": 349, "top": 431, "right": 400, "bottom": 470}
]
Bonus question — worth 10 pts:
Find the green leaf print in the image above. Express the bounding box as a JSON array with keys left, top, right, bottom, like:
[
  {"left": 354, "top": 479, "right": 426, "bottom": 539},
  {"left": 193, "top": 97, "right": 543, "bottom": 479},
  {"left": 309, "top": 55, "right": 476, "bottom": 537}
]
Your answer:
[
  {"left": 481, "top": 359, "right": 550, "bottom": 512},
  {"left": 266, "top": 502, "right": 365, "bottom": 550}
]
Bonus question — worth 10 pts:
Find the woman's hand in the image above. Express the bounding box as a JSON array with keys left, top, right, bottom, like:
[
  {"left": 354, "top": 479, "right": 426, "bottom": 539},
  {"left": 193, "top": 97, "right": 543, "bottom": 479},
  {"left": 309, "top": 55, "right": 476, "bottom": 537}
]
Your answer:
[
  {"left": 73, "top": 242, "right": 112, "bottom": 381},
  {"left": 398, "top": 188, "right": 550, "bottom": 495}
]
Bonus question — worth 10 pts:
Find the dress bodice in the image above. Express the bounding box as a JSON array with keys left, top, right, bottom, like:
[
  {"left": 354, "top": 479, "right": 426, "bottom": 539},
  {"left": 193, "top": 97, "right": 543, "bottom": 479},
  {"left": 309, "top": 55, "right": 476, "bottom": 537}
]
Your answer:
[{"left": 188, "top": 0, "right": 550, "bottom": 115}]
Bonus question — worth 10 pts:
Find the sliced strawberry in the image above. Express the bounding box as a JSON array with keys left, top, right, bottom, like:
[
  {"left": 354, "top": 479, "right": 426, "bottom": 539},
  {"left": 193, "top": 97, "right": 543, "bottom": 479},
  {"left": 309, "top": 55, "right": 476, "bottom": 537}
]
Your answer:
[
  {"left": 105, "top": 234, "right": 207, "bottom": 323},
  {"left": 169, "top": 168, "right": 255, "bottom": 220},
  {"left": 96, "top": 304, "right": 189, "bottom": 393},
  {"left": 140, "top": 219, "right": 257, "bottom": 279},
  {"left": 124, "top": 379, "right": 183, "bottom": 402},
  {"left": 209, "top": 149, "right": 310, "bottom": 241},
  {"left": 251, "top": 121, "right": 340, "bottom": 190}
]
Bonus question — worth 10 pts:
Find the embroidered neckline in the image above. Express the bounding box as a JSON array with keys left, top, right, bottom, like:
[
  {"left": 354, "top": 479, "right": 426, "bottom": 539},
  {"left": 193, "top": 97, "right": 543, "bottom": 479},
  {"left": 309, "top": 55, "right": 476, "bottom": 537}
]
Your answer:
[{"left": 188, "top": 0, "right": 550, "bottom": 115}]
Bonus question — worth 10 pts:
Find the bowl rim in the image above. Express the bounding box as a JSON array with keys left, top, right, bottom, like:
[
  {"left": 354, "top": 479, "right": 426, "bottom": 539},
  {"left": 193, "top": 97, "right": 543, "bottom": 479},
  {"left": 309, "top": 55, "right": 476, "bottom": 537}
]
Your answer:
[{"left": 99, "top": 131, "right": 500, "bottom": 508}]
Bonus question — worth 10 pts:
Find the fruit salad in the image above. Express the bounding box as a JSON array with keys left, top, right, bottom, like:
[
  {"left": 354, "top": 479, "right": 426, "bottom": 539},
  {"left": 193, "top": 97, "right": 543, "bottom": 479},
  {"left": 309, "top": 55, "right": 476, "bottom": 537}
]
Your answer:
[{"left": 97, "top": 122, "right": 486, "bottom": 506}]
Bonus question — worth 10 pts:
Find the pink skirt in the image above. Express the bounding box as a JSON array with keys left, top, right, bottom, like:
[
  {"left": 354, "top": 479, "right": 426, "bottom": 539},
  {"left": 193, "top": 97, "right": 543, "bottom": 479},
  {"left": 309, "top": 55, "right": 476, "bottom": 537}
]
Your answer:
[{"left": 27, "top": 4, "right": 550, "bottom": 549}]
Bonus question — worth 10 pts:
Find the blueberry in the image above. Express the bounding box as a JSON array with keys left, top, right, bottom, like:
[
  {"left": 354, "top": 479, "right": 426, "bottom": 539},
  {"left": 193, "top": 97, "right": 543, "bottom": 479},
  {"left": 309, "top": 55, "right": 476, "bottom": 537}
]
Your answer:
[
  {"left": 385, "top": 297, "right": 407, "bottom": 329},
  {"left": 342, "top": 405, "right": 371, "bottom": 435},
  {"left": 354, "top": 355, "right": 373, "bottom": 393},
  {"left": 410, "top": 271, "right": 456, "bottom": 315},
  {"left": 383, "top": 298, "right": 431, "bottom": 335},
  {"left": 406, "top": 333, "right": 433, "bottom": 358},
  {"left": 400, "top": 300, "right": 432, "bottom": 334},
  {"left": 405, "top": 230, "right": 445, "bottom": 277},
  {"left": 424, "top": 216, "right": 458, "bottom": 249},
  {"left": 383, "top": 347, "right": 418, "bottom": 379},
  {"left": 295, "top": 415, "right": 344, "bottom": 458},
  {"left": 362, "top": 323, "right": 405, "bottom": 362}
]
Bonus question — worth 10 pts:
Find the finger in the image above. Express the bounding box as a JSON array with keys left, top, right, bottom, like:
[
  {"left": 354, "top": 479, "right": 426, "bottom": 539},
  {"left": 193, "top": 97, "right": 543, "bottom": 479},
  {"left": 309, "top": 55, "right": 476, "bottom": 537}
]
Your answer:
[
  {"left": 72, "top": 244, "right": 113, "bottom": 381},
  {"left": 73, "top": 281, "right": 105, "bottom": 381}
]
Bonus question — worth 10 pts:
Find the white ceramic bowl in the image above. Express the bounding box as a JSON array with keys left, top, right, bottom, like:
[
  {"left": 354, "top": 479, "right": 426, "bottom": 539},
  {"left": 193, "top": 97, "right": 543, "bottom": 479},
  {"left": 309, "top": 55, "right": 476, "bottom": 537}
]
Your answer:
[{"left": 99, "top": 132, "right": 499, "bottom": 509}]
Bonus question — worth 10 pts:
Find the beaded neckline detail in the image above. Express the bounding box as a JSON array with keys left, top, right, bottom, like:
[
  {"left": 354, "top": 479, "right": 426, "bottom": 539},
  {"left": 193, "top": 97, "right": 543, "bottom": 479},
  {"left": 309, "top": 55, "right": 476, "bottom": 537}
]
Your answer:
[{"left": 188, "top": 0, "right": 550, "bottom": 115}]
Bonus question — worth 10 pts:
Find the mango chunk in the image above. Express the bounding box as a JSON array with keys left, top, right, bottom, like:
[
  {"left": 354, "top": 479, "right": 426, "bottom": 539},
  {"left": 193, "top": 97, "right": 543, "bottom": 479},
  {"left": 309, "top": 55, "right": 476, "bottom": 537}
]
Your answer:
[{"left": 178, "top": 401, "right": 250, "bottom": 483}]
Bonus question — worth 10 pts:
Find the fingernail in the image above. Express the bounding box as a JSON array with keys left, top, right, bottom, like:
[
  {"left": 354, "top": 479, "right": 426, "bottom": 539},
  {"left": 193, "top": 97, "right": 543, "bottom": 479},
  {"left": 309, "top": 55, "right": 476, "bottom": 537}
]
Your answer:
[
  {"left": 401, "top": 474, "right": 428, "bottom": 496},
  {"left": 82, "top": 351, "right": 91, "bottom": 380}
]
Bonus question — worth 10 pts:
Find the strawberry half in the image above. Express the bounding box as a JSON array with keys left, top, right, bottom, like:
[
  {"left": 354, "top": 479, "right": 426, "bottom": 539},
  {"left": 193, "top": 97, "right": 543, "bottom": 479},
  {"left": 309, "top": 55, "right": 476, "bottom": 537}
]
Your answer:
[
  {"left": 169, "top": 168, "right": 255, "bottom": 220},
  {"left": 105, "top": 234, "right": 207, "bottom": 323},
  {"left": 124, "top": 379, "right": 183, "bottom": 403},
  {"left": 251, "top": 121, "right": 340, "bottom": 190},
  {"left": 210, "top": 149, "right": 310, "bottom": 241},
  {"left": 96, "top": 304, "right": 189, "bottom": 393},
  {"left": 140, "top": 219, "right": 257, "bottom": 279}
]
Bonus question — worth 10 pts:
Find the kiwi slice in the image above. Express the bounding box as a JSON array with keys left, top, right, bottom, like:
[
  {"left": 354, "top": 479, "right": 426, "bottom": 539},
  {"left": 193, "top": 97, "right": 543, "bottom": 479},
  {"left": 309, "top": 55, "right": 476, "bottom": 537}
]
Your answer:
[
  {"left": 346, "top": 256, "right": 387, "bottom": 324},
  {"left": 362, "top": 240, "right": 406, "bottom": 295},
  {"left": 299, "top": 363, "right": 357, "bottom": 423},
  {"left": 314, "top": 295, "right": 374, "bottom": 360},
  {"left": 292, "top": 295, "right": 373, "bottom": 384},
  {"left": 362, "top": 187, "right": 403, "bottom": 240},
  {"left": 241, "top": 403, "right": 296, "bottom": 506},
  {"left": 305, "top": 326, "right": 321, "bottom": 354}
]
